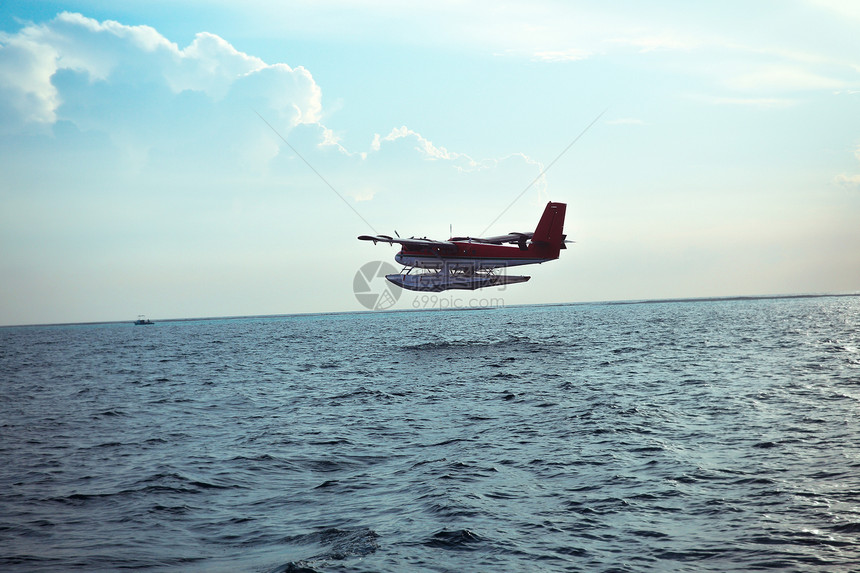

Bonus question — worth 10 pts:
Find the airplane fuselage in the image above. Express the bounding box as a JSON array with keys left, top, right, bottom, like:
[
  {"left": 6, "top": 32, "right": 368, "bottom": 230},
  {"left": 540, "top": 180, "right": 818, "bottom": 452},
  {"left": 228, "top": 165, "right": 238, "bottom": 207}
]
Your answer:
[{"left": 395, "top": 241, "right": 556, "bottom": 271}]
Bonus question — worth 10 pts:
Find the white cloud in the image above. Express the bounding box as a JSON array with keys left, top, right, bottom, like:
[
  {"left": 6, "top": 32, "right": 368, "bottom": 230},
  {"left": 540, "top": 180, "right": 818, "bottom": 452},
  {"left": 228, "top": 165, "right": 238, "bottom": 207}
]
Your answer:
[
  {"left": 372, "top": 125, "right": 480, "bottom": 169},
  {"left": 0, "top": 12, "right": 322, "bottom": 132},
  {"left": 56, "top": 12, "right": 173, "bottom": 52},
  {"left": 166, "top": 31, "right": 266, "bottom": 98},
  {"left": 346, "top": 126, "right": 551, "bottom": 212},
  {"left": 351, "top": 187, "right": 378, "bottom": 202},
  {"left": 0, "top": 10, "right": 330, "bottom": 184},
  {"left": 0, "top": 29, "right": 60, "bottom": 128},
  {"left": 366, "top": 127, "right": 547, "bottom": 203},
  {"left": 228, "top": 63, "right": 322, "bottom": 126},
  {"left": 56, "top": 11, "right": 174, "bottom": 52},
  {"left": 834, "top": 144, "right": 860, "bottom": 190},
  {"left": 725, "top": 65, "right": 846, "bottom": 92},
  {"left": 835, "top": 173, "right": 860, "bottom": 189},
  {"left": 806, "top": 0, "right": 860, "bottom": 22}
]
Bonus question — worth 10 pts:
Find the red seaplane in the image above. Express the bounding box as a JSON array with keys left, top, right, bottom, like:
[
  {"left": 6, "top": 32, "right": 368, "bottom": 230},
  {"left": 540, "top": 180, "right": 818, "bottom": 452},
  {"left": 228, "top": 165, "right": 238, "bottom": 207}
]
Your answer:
[{"left": 358, "top": 201, "right": 569, "bottom": 292}]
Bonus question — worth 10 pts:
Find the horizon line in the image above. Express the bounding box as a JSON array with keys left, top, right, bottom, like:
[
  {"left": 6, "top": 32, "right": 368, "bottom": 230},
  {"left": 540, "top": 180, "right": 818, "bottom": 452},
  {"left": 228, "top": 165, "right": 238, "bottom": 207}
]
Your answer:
[{"left": 2, "top": 291, "right": 858, "bottom": 329}]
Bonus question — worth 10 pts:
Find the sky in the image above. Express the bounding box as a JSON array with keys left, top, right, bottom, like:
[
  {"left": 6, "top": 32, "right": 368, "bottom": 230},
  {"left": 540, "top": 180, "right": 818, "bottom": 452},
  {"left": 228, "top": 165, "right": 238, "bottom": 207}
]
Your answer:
[{"left": 1, "top": 0, "right": 859, "bottom": 325}]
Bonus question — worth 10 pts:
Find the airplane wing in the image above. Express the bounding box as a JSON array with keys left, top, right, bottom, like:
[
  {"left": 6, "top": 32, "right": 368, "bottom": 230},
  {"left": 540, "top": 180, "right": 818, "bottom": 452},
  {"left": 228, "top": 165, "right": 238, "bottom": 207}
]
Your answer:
[
  {"left": 357, "top": 235, "right": 458, "bottom": 250},
  {"left": 446, "top": 232, "right": 534, "bottom": 251},
  {"left": 478, "top": 232, "right": 534, "bottom": 245},
  {"left": 448, "top": 232, "right": 533, "bottom": 244}
]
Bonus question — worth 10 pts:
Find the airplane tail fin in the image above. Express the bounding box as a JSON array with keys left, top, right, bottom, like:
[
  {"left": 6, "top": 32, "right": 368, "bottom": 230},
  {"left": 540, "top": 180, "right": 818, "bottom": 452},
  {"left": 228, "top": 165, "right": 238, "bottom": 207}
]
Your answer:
[{"left": 531, "top": 202, "right": 567, "bottom": 258}]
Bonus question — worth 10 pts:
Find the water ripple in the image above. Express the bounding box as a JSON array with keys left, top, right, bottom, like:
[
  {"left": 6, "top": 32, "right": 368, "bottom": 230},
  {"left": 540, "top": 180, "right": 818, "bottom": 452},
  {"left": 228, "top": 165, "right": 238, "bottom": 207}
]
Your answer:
[{"left": 1, "top": 297, "right": 858, "bottom": 571}]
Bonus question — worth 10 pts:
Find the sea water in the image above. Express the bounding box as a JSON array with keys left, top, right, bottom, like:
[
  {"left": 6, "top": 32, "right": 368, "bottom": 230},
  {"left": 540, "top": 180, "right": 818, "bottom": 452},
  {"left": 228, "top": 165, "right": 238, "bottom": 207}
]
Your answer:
[{"left": 1, "top": 296, "right": 859, "bottom": 571}]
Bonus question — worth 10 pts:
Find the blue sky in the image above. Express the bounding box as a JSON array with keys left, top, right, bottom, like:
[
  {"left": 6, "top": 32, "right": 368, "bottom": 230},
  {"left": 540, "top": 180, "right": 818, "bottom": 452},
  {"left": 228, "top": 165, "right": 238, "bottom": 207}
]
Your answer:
[{"left": 1, "top": 0, "right": 859, "bottom": 325}]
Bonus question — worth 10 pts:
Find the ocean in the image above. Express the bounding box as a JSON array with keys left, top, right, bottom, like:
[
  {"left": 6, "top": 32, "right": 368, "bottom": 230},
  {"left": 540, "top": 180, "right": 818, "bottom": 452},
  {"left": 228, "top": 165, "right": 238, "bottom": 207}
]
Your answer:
[{"left": 1, "top": 296, "right": 859, "bottom": 572}]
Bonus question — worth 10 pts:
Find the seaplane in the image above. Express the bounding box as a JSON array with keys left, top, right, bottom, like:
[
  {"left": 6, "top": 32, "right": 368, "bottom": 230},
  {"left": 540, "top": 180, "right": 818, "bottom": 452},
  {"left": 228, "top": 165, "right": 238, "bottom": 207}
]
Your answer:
[{"left": 358, "top": 201, "right": 569, "bottom": 292}]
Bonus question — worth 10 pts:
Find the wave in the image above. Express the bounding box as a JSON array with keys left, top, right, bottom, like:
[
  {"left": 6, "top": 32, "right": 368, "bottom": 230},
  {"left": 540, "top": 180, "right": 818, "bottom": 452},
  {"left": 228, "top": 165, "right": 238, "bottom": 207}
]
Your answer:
[
  {"left": 423, "top": 528, "right": 483, "bottom": 550},
  {"left": 269, "top": 527, "right": 380, "bottom": 572},
  {"left": 401, "top": 335, "right": 535, "bottom": 351}
]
